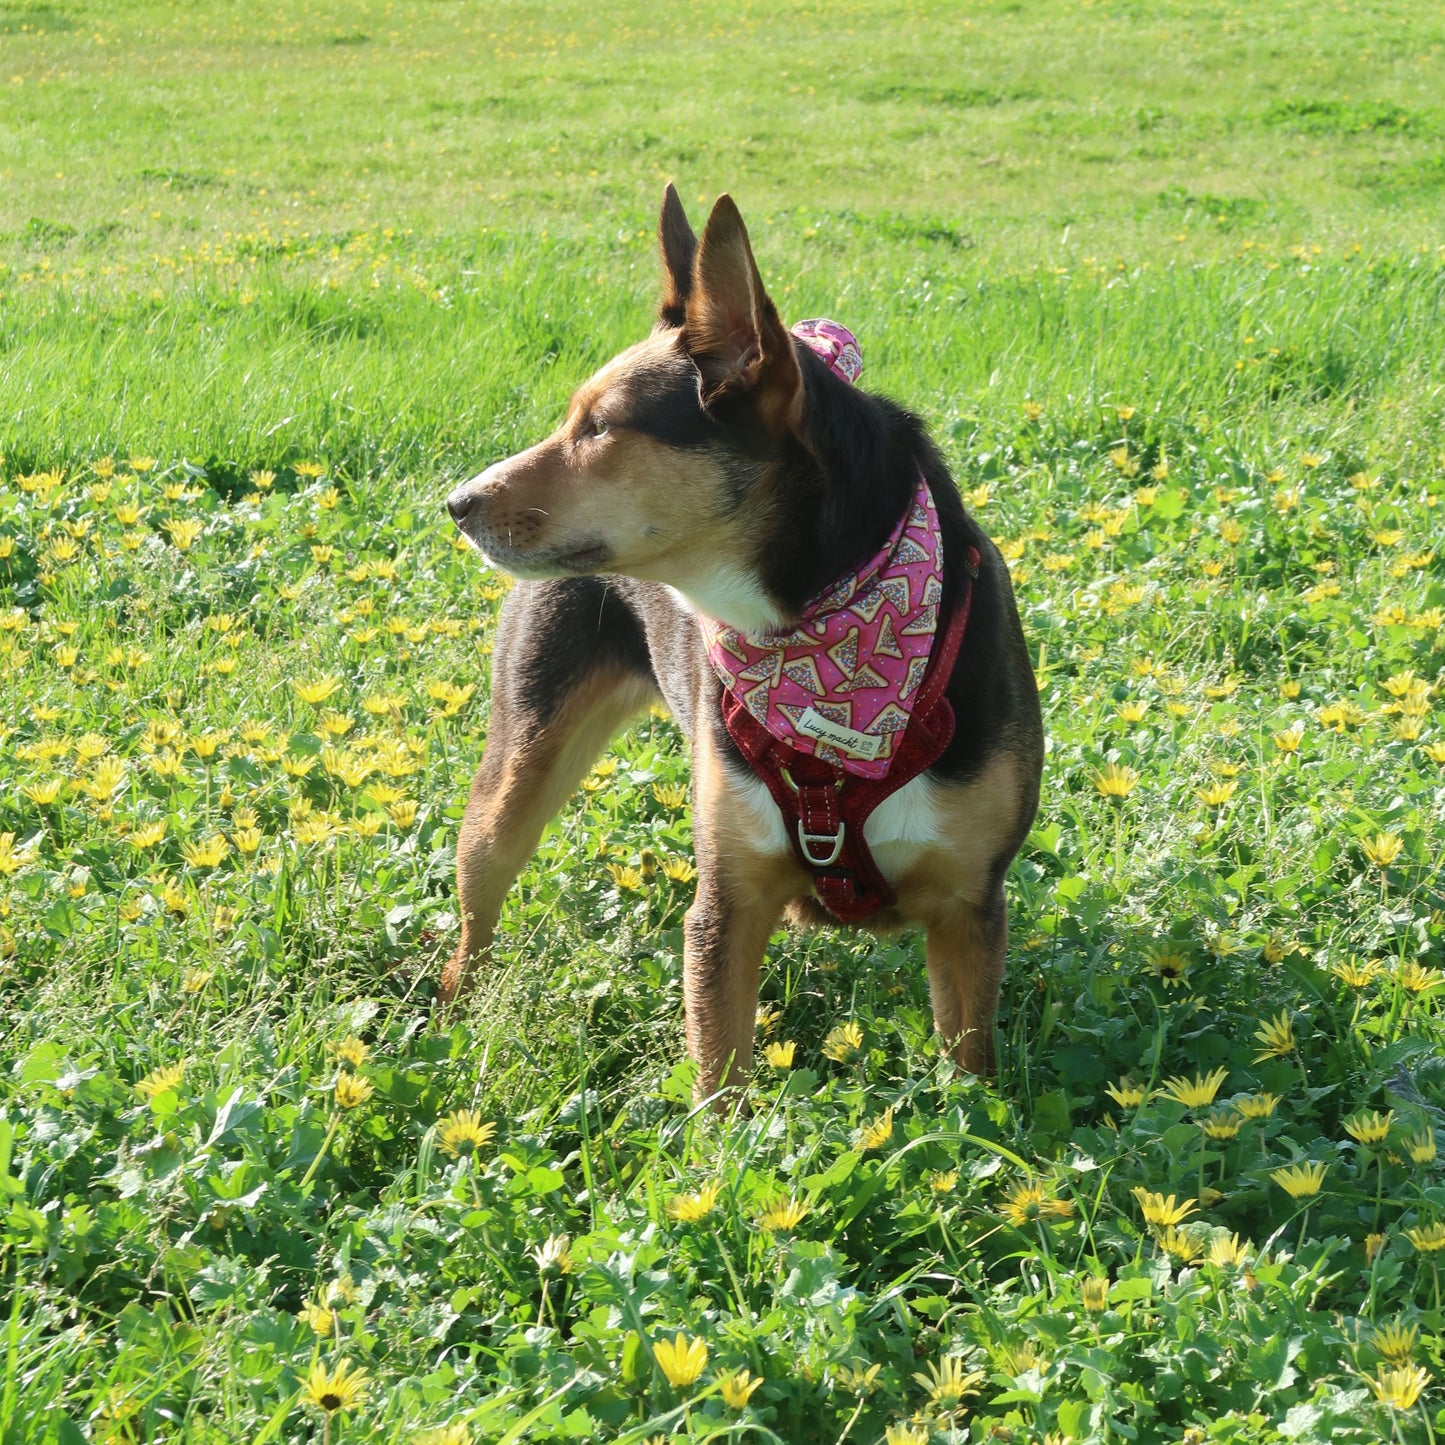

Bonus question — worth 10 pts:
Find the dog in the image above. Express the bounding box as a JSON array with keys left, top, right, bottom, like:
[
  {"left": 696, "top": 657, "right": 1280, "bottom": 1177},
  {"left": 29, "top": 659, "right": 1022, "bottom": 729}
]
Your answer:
[{"left": 441, "top": 187, "right": 1043, "bottom": 1103}]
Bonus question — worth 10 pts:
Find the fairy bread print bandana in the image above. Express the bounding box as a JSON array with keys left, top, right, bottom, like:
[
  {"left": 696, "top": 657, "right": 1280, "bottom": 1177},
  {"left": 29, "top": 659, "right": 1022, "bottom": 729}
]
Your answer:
[{"left": 699, "top": 320, "right": 944, "bottom": 780}]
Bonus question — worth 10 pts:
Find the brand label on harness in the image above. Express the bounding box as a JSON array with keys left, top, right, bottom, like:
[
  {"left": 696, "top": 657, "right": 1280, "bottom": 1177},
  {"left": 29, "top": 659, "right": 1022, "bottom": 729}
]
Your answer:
[{"left": 796, "top": 707, "right": 883, "bottom": 759}]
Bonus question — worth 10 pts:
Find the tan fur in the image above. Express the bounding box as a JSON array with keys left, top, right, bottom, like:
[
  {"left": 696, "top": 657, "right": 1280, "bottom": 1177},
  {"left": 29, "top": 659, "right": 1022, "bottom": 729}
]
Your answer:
[
  {"left": 684, "top": 729, "right": 807, "bottom": 1096},
  {"left": 440, "top": 668, "right": 658, "bottom": 1004}
]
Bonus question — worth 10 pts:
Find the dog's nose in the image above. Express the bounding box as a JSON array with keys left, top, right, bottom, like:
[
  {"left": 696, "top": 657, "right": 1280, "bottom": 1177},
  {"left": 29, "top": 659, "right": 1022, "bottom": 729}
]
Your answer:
[{"left": 446, "top": 488, "right": 475, "bottom": 524}]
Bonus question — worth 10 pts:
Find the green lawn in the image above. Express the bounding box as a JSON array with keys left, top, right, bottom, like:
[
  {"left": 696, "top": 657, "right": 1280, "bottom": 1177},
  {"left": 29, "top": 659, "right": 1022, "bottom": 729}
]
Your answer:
[{"left": 2, "top": 2, "right": 1445, "bottom": 1442}]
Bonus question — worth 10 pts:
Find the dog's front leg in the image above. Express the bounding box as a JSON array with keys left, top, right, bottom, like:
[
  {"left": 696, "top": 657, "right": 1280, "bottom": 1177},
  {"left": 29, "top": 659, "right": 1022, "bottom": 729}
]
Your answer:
[
  {"left": 923, "top": 888, "right": 1007, "bottom": 1079},
  {"left": 682, "top": 879, "right": 785, "bottom": 1104}
]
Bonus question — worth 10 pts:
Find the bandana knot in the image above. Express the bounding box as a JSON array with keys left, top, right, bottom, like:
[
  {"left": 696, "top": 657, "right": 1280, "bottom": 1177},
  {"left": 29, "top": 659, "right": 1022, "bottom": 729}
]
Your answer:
[{"left": 791, "top": 318, "right": 863, "bottom": 386}]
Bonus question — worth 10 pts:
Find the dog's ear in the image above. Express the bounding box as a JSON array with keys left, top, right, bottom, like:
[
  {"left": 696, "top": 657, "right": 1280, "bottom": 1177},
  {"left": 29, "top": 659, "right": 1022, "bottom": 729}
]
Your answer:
[
  {"left": 657, "top": 183, "right": 696, "bottom": 328},
  {"left": 683, "top": 194, "right": 802, "bottom": 431}
]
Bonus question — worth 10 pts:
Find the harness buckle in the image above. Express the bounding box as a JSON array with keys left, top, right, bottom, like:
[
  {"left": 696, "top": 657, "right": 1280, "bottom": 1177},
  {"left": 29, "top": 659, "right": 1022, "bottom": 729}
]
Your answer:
[{"left": 797, "top": 818, "right": 846, "bottom": 867}]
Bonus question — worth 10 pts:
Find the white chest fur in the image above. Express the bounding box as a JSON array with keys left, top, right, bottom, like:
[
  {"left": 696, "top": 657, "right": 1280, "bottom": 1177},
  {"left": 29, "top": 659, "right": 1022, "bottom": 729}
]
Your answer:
[{"left": 724, "top": 762, "right": 945, "bottom": 882}]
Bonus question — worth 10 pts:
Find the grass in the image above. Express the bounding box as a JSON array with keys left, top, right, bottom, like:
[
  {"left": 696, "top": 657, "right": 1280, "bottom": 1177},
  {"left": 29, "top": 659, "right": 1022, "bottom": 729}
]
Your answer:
[{"left": 3, "top": 2, "right": 1445, "bottom": 1442}]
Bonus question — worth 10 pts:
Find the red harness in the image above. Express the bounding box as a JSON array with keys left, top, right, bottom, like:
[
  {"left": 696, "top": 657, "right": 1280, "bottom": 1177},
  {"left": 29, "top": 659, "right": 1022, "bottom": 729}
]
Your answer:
[{"left": 716, "top": 545, "right": 981, "bottom": 922}]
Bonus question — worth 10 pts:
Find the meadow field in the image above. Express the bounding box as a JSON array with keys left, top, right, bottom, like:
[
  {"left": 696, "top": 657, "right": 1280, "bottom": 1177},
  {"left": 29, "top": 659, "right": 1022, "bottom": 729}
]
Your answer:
[{"left": 3, "top": 0, "right": 1445, "bottom": 1440}]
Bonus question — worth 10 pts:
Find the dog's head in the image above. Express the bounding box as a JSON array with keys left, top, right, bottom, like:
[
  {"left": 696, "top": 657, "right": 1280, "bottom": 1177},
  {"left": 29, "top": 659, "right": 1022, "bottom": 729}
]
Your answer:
[{"left": 446, "top": 187, "right": 807, "bottom": 631}]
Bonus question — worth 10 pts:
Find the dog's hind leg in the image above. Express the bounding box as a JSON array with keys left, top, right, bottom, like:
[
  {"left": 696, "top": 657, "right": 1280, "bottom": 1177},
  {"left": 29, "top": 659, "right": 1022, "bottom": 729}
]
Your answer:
[
  {"left": 924, "top": 888, "right": 1007, "bottom": 1079},
  {"left": 439, "top": 578, "right": 657, "bottom": 1006}
]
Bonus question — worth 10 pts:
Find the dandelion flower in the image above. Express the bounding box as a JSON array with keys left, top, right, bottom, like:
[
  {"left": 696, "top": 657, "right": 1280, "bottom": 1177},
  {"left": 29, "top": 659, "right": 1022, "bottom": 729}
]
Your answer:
[
  {"left": 667, "top": 1181, "right": 720, "bottom": 1223},
  {"left": 1207, "top": 1234, "right": 1249, "bottom": 1267},
  {"left": 333, "top": 1036, "right": 370, "bottom": 1068},
  {"left": 1344, "top": 1110, "right": 1394, "bottom": 1146},
  {"left": 660, "top": 856, "right": 696, "bottom": 883},
  {"left": 1132, "top": 1189, "right": 1197, "bottom": 1228},
  {"left": 414, "top": 1427, "right": 471, "bottom": 1445},
  {"left": 653, "top": 1332, "right": 707, "bottom": 1388},
  {"left": 292, "top": 676, "right": 343, "bottom": 706},
  {"left": 1161, "top": 1068, "right": 1228, "bottom": 1110},
  {"left": 1252, "top": 1011, "right": 1295, "bottom": 1062},
  {"left": 136, "top": 1062, "right": 185, "bottom": 1098},
  {"left": 929, "top": 1169, "right": 959, "bottom": 1194},
  {"left": 1369, "top": 1364, "right": 1430, "bottom": 1409},
  {"left": 334, "top": 1073, "right": 374, "bottom": 1110},
  {"left": 1360, "top": 832, "right": 1404, "bottom": 868},
  {"left": 437, "top": 1110, "right": 495, "bottom": 1158},
  {"left": 1398, "top": 962, "right": 1441, "bottom": 994},
  {"left": 297, "top": 1297, "right": 335, "bottom": 1337},
  {"left": 1271, "top": 1161, "right": 1327, "bottom": 1198},
  {"left": 181, "top": 834, "right": 229, "bottom": 869},
  {"left": 1333, "top": 959, "right": 1381, "bottom": 989},
  {"left": 1105, "top": 1078, "right": 1148, "bottom": 1109},
  {"left": 1234, "top": 1093, "right": 1281, "bottom": 1121},
  {"left": 822, "top": 1021, "right": 864, "bottom": 1063},
  {"left": 884, "top": 1425, "right": 929, "bottom": 1445},
  {"left": 720, "top": 1370, "right": 764, "bottom": 1409},
  {"left": 1405, "top": 1222, "right": 1445, "bottom": 1253},
  {"left": 763, "top": 1039, "right": 795, "bottom": 1070},
  {"left": 1158, "top": 1226, "right": 1202, "bottom": 1262},
  {"left": 1201, "top": 1111, "right": 1243, "bottom": 1140},
  {"left": 758, "top": 1195, "right": 810, "bottom": 1232},
  {"left": 301, "top": 1357, "right": 368, "bottom": 1415},
  {"left": 652, "top": 781, "right": 688, "bottom": 808},
  {"left": 913, "top": 1355, "right": 983, "bottom": 1409},
  {"left": 1094, "top": 762, "right": 1138, "bottom": 799},
  {"left": 1405, "top": 1130, "right": 1436, "bottom": 1165},
  {"left": 1080, "top": 1275, "right": 1109, "bottom": 1312},
  {"left": 532, "top": 1233, "right": 571, "bottom": 1276},
  {"left": 1372, "top": 1321, "right": 1419, "bottom": 1365},
  {"left": 856, "top": 1107, "right": 894, "bottom": 1151}
]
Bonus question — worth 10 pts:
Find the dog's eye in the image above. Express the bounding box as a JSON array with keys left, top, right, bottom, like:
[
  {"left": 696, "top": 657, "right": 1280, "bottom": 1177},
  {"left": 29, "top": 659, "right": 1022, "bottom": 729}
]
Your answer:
[{"left": 588, "top": 415, "right": 609, "bottom": 439}]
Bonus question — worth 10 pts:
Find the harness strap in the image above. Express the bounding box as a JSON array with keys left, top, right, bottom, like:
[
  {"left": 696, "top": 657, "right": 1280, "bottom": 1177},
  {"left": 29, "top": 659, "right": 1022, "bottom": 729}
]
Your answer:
[{"left": 717, "top": 544, "right": 981, "bottom": 922}]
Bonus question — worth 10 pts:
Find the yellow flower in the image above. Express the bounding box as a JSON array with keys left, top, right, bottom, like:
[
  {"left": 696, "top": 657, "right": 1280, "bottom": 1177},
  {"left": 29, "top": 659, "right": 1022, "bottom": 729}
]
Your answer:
[
  {"left": 1201, "top": 1111, "right": 1243, "bottom": 1140},
  {"left": 532, "top": 1233, "right": 571, "bottom": 1276},
  {"left": 0, "top": 833, "right": 39, "bottom": 874},
  {"left": 1371, "top": 1321, "right": 1419, "bottom": 1366},
  {"left": 1252, "top": 1011, "right": 1295, "bottom": 1062},
  {"left": 136, "top": 1062, "right": 186, "bottom": 1098},
  {"left": 660, "top": 856, "right": 696, "bottom": 883},
  {"left": 437, "top": 1110, "right": 495, "bottom": 1158},
  {"left": 333, "top": 1036, "right": 370, "bottom": 1068},
  {"left": 1366, "top": 1232, "right": 1386, "bottom": 1263},
  {"left": 1161, "top": 1068, "right": 1228, "bottom": 1110},
  {"left": 822, "top": 1021, "right": 864, "bottom": 1063},
  {"left": 21, "top": 778, "right": 64, "bottom": 805},
  {"left": 164, "top": 518, "right": 204, "bottom": 551},
  {"left": 1234, "top": 1093, "right": 1281, "bottom": 1121},
  {"left": 653, "top": 1332, "right": 707, "bottom": 1388},
  {"left": 1132, "top": 1189, "right": 1197, "bottom": 1228},
  {"left": 1344, "top": 1110, "right": 1394, "bottom": 1146},
  {"left": 884, "top": 1425, "right": 929, "bottom": 1445},
  {"left": 1271, "top": 1161, "right": 1327, "bottom": 1199},
  {"left": 1148, "top": 949, "right": 1189, "bottom": 986},
  {"left": 856, "top": 1107, "right": 894, "bottom": 1151},
  {"left": 720, "top": 1370, "right": 764, "bottom": 1409},
  {"left": 301, "top": 1357, "right": 368, "bottom": 1415},
  {"left": 763, "top": 1040, "right": 795, "bottom": 1069},
  {"left": 1333, "top": 959, "right": 1381, "bottom": 989},
  {"left": 913, "top": 1355, "right": 984, "bottom": 1409},
  {"left": 1273, "top": 722, "right": 1305, "bottom": 753},
  {"left": 1207, "top": 1234, "right": 1249, "bottom": 1268},
  {"left": 1158, "top": 1226, "right": 1202, "bottom": 1262},
  {"left": 607, "top": 862, "right": 645, "bottom": 891},
  {"left": 181, "top": 834, "right": 229, "bottom": 869},
  {"left": 1094, "top": 762, "right": 1139, "bottom": 799},
  {"left": 292, "top": 675, "right": 342, "bottom": 706},
  {"left": 1002, "top": 1182, "right": 1049, "bottom": 1227},
  {"left": 929, "top": 1169, "right": 959, "bottom": 1194},
  {"left": 1080, "top": 1275, "right": 1109, "bottom": 1312},
  {"left": 1198, "top": 780, "right": 1237, "bottom": 807},
  {"left": 758, "top": 1195, "right": 810, "bottom": 1232},
  {"left": 1021, "top": 400, "right": 1044, "bottom": 421},
  {"left": 1360, "top": 832, "right": 1404, "bottom": 868},
  {"left": 1116, "top": 700, "right": 1149, "bottom": 723},
  {"left": 1405, "top": 1222, "right": 1445, "bottom": 1253},
  {"left": 1369, "top": 1364, "right": 1430, "bottom": 1410},
  {"left": 1105, "top": 1078, "right": 1148, "bottom": 1109},
  {"left": 667, "top": 1181, "right": 720, "bottom": 1223},
  {"left": 232, "top": 826, "right": 263, "bottom": 854},
  {"left": 1405, "top": 1130, "right": 1436, "bottom": 1165},
  {"left": 297, "top": 1297, "right": 335, "bottom": 1336},
  {"left": 414, "top": 1427, "right": 471, "bottom": 1445},
  {"left": 1399, "top": 962, "right": 1442, "bottom": 994},
  {"left": 334, "top": 1073, "right": 374, "bottom": 1110}
]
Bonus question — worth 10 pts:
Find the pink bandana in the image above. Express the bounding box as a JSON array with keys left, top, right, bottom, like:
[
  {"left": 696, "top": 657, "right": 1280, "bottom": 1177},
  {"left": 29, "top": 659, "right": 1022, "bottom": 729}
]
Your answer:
[{"left": 699, "top": 320, "right": 944, "bottom": 779}]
